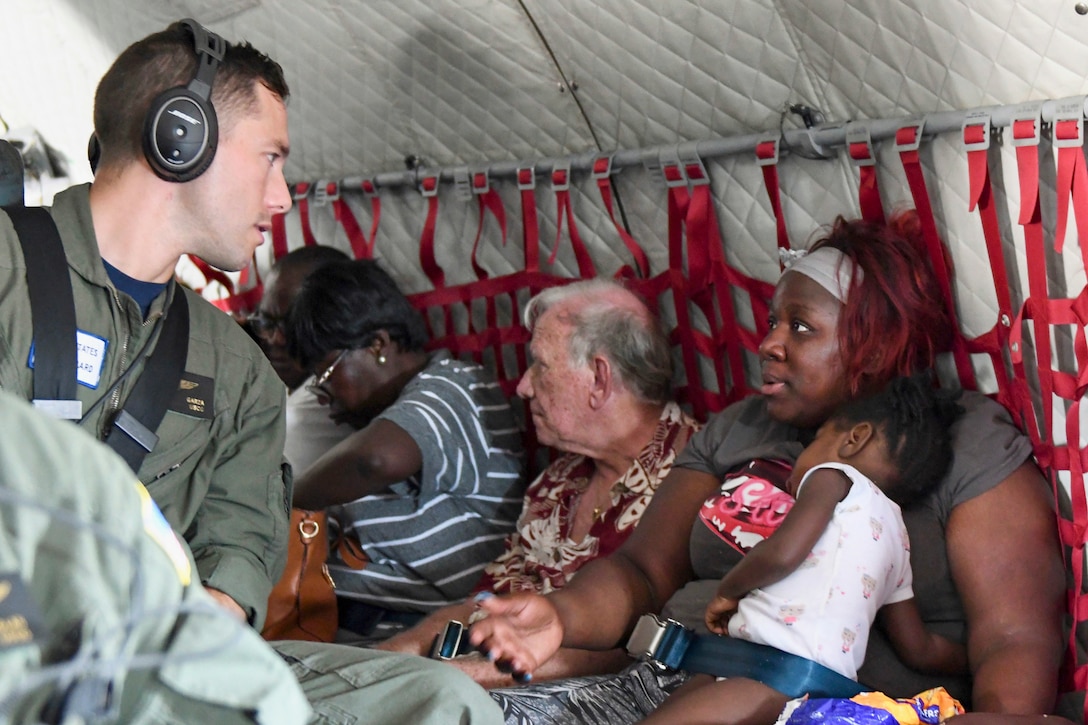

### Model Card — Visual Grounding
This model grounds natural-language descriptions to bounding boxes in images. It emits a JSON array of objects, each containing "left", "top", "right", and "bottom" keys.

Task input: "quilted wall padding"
[{"left": 6, "top": 0, "right": 1088, "bottom": 717}]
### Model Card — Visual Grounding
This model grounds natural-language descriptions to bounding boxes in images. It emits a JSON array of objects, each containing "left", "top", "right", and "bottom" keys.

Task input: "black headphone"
[{"left": 141, "top": 18, "right": 225, "bottom": 182}]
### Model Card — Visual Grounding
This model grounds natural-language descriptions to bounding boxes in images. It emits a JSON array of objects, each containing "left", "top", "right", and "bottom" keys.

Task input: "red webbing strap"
[
  {"left": 210, "top": 280, "right": 263, "bottom": 315},
  {"left": 1051, "top": 104, "right": 1088, "bottom": 704},
  {"left": 418, "top": 174, "right": 446, "bottom": 288},
  {"left": 685, "top": 157, "right": 749, "bottom": 404},
  {"left": 962, "top": 117, "right": 1024, "bottom": 423},
  {"left": 270, "top": 212, "right": 289, "bottom": 260},
  {"left": 1009, "top": 111, "right": 1085, "bottom": 701},
  {"left": 661, "top": 159, "right": 708, "bottom": 419},
  {"left": 548, "top": 164, "right": 596, "bottom": 278},
  {"left": 466, "top": 170, "right": 509, "bottom": 379},
  {"left": 895, "top": 123, "right": 976, "bottom": 390},
  {"left": 188, "top": 255, "right": 235, "bottom": 297},
  {"left": 195, "top": 252, "right": 264, "bottom": 315},
  {"left": 683, "top": 161, "right": 730, "bottom": 410},
  {"left": 294, "top": 182, "right": 318, "bottom": 248},
  {"left": 469, "top": 170, "right": 507, "bottom": 281},
  {"left": 755, "top": 137, "right": 791, "bottom": 254},
  {"left": 1013, "top": 114, "right": 1056, "bottom": 440},
  {"left": 414, "top": 172, "right": 453, "bottom": 343},
  {"left": 518, "top": 166, "right": 541, "bottom": 274},
  {"left": 1053, "top": 113, "right": 1088, "bottom": 268},
  {"left": 408, "top": 271, "right": 579, "bottom": 470},
  {"left": 592, "top": 155, "right": 650, "bottom": 279},
  {"left": 1011, "top": 290, "right": 1088, "bottom": 693},
  {"left": 360, "top": 179, "right": 382, "bottom": 259},
  {"left": 327, "top": 181, "right": 373, "bottom": 260},
  {"left": 846, "top": 125, "right": 885, "bottom": 223},
  {"left": 514, "top": 167, "right": 539, "bottom": 391}
]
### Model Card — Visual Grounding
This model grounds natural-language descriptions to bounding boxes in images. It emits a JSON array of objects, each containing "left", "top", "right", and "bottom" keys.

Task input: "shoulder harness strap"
[{"left": 5, "top": 204, "right": 191, "bottom": 473}]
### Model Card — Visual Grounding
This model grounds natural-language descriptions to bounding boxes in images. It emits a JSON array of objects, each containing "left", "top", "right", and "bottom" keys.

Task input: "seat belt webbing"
[
  {"left": 5, "top": 204, "right": 79, "bottom": 411},
  {"left": 107, "top": 289, "right": 190, "bottom": 473},
  {"left": 6, "top": 202, "right": 191, "bottom": 473}
]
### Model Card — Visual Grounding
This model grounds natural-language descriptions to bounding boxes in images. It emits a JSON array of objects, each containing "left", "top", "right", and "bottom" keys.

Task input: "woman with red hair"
[{"left": 472, "top": 212, "right": 1068, "bottom": 724}]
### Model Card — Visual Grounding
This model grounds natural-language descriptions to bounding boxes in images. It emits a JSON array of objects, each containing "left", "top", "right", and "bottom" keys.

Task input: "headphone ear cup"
[
  {"left": 86, "top": 133, "right": 101, "bottom": 175},
  {"left": 142, "top": 86, "right": 218, "bottom": 183}
]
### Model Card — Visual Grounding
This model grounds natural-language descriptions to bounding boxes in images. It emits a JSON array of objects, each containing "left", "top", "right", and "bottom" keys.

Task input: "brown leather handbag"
[{"left": 261, "top": 509, "right": 338, "bottom": 642}]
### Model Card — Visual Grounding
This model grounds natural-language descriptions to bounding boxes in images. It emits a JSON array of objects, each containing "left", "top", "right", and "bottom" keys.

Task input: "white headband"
[{"left": 778, "top": 246, "right": 862, "bottom": 304}]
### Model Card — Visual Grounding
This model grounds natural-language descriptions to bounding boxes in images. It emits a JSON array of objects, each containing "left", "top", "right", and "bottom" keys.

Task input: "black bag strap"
[
  {"left": 5, "top": 204, "right": 78, "bottom": 406},
  {"left": 4, "top": 203, "right": 191, "bottom": 473},
  {"left": 108, "top": 288, "right": 189, "bottom": 472}
]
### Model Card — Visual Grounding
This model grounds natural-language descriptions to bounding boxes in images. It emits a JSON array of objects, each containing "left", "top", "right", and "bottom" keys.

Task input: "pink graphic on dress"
[
  {"left": 869, "top": 517, "right": 884, "bottom": 541},
  {"left": 842, "top": 627, "right": 857, "bottom": 653},
  {"left": 778, "top": 603, "right": 804, "bottom": 625},
  {"left": 699, "top": 460, "right": 795, "bottom": 555}
]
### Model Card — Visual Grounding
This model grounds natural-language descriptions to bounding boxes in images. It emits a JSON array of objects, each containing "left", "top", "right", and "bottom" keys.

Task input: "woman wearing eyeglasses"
[{"left": 286, "top": 259, "right": 526, "bottom": 638}]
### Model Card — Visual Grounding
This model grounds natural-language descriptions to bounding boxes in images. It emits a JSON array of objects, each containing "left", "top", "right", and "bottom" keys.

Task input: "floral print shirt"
[{"left": 475, "top": 402, "right": 700, "bottom": 595}]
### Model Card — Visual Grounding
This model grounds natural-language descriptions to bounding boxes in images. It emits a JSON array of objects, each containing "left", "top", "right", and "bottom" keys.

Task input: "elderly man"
[{"left": 378, "top": 278, "right": 699, "bottom": 687}]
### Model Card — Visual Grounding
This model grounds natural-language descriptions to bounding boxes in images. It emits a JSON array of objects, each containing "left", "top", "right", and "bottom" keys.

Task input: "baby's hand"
[{"left": 704, "top": 594, "right": 739, "bottom": 635}]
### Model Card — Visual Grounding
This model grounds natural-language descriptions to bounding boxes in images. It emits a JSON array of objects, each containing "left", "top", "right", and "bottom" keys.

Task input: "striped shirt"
[{"left": 328, "top": 350, "right": 525, "bottom": 612}]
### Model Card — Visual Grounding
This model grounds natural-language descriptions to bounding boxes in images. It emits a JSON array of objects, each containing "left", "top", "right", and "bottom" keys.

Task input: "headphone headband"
[{"left": 181, "top": 19, "right": 224, "bottom": 102}]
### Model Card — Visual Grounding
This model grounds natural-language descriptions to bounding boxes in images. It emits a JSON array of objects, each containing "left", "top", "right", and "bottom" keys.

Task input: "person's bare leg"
[{"left": 641, "top": 674, "right": 789, "bottom": 725}]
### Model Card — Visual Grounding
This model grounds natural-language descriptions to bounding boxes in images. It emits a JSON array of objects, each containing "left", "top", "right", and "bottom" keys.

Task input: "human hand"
[
  {"left": 467, "top": 591, "right": 565, "bottom": 684},
  {"left": 704, "top": 594, "right": 739, "bottom": 635}
]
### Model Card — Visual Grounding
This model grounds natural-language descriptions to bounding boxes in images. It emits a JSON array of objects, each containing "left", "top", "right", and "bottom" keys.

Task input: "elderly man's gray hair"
[{"left": 524, "top": 279, "right": 673, "bottom": 405}]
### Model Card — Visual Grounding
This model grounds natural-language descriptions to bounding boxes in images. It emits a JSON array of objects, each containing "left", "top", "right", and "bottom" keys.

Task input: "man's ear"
[
  {"left": 837, "top": 421, "right": 875, "bottom": 459},
  {"left": 588, "top": 355, "right": 613, "bottom": 410}
]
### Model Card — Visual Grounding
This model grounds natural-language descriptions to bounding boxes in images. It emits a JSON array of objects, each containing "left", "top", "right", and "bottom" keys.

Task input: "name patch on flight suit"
[
  {"left": 136, "top": 483, "right": 192, "bottom": 586},
  {"left": 168, "top": 373, "right": 214, "bottom": 419},
  {"left": 27, "top": 330, "right": 110, "bottom": 389},
  {"left": 0, "top": 573, "right": 46, "bottom": 650}
]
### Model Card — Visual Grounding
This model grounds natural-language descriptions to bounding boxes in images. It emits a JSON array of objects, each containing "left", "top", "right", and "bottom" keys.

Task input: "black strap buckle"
[{"left": 429, "top": 620, "right": 476, "bottom": 660}]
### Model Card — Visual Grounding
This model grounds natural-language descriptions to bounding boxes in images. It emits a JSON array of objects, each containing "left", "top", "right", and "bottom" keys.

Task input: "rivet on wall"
[{"left": 1077, "top": 3, "right": 1088, "bottom": 15}]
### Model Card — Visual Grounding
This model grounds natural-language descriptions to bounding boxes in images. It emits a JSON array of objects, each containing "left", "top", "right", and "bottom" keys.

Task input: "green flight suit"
[{"left": 0, "top": 184, "right": 289, "bottom": 627}]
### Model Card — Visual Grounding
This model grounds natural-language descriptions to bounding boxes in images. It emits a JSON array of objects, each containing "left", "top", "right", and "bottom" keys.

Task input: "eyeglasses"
[
  {"left": 306, "top": 349, "right": 349, "bottom": 399},
  {"left": 248, "top": 313, "right": 287, "bottom": 339}
]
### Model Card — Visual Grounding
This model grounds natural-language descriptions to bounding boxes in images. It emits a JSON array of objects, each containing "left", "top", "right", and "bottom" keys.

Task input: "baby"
[{"left": 644, "top": 374, "right": 965, "bottom": 725}]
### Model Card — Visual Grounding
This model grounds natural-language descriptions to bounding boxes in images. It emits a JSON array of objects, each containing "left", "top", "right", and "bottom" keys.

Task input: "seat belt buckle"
[
  {"left": 625, "top": 613, "right": 693, "bottom": 670},
  {"left": 962, "top": 110, "right": 992, "bottom": 152},
  {"left": 678, "top": 142, "right": 709, "bottom": 186},
  {"left": 313, "top": 179, "right": 338, "bottom": 206},
  {"left": 113, "top": 409, "right": 160, "bottom": 453},
  {"left": 1011, "top": 101, "right": 1043, "bottom": 147},
  {"left": 429, "top": 620, "right": 474, "bottom": 660},
  {"left": 845, "top": 122, "right": 877, "bottom": 167},
  {"left": 894, "top": 119, "right": 926, "bottom": 153},
  {"left": 1051, "top": 96, "right": 1086, "bottom": 149},
  {"left": 516, "top": 165, "right": 536, "bottom": 191},
  {"left": 755, "top": 134, "right": 781, "bottom": 167},
  {"left": 32, "top": 399, "right": 82, "bottom": 420}
]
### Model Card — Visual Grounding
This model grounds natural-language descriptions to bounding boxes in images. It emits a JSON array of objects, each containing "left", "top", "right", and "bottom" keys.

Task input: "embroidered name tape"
[{"left": 168, "top": 372, "right": 214, "bottom": 419}]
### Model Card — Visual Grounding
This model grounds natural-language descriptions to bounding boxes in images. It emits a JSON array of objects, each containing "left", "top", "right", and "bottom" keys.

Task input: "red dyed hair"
[{"left": 809, "top": 211, "right": 955, "bottom": 396}]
